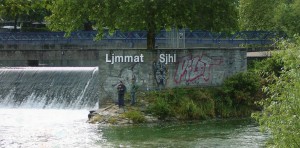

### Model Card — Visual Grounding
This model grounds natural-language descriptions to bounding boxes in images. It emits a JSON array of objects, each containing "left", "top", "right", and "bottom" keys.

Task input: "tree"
[
  {"left": 274, "top": 0, "right": 300, "bottom": 36},
  {"left": 238, "top": 0, "right": 280, "bottom": 31},
  {"left": 239, "top": 0, "right": 300, "bottom": 36},
  {"left": 257, "top": 38, "right": 300, "bottom": 147},
  {"left": 0, "top": 0, "right": 48, "bottom": 30},
  {"left": 253, "top": 37, "right": 300, "bottom": 147},
  {"left": 46, "top": 0, "right": 238, "bottom": 49}
]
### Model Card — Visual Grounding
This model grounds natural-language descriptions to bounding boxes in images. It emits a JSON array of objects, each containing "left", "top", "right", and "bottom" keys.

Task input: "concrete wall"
[
  {"left": 0, "top": 49, "right": 99, "bottom": 66},
  {"left": 0, "top": 42, "right": 242, "bottom": 67},
  {"left": 98, "top": 48, "right": 247, "bottom": 102},
  {"left": 0, "top": 42, "right": 247, "bottom": 103}
]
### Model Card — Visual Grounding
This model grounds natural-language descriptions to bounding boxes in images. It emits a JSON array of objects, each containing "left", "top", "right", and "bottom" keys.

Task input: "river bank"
[
  {"left": 87, "top": 103, "right": 159, "bottom": 125},
  {"left": 88, "top": 71, "right": 264, "bottom": 125}
]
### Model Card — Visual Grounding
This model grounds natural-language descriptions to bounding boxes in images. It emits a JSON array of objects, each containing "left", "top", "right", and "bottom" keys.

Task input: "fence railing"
[{"left": 0, "top": 30, "right": 286, "bottom": 47}]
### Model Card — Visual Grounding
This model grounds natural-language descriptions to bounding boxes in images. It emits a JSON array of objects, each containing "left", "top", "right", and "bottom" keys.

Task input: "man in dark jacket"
[{"left": 117, "top": 81, "right": 126, "bottom": 108}]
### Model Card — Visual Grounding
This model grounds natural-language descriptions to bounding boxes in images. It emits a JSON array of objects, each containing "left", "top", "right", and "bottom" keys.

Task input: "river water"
[
  {"left": 0, "top": 108, "right": 268, "bottom": 148},
  {"left": 0, "top": 67, "right": 268, "bottom": 147}
]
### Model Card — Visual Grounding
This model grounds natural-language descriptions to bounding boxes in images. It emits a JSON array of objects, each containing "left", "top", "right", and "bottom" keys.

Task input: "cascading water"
[{"left": 0, "top": 67, "right": 99, "bottom": 109}]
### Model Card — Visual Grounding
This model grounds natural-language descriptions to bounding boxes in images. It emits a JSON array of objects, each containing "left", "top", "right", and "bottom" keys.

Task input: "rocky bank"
[{"left": 87, "top": 103, "right": 158, "bottom": 125}]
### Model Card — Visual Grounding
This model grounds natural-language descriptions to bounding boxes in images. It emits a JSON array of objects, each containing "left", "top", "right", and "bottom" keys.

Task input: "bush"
[
  {"left": 145, "top": 72, "right": 263, "bottom": 120},
  {"left": 177, "top": 98, "right": 207, "bottom": 120},
  {"left": 124, "top": 110, "right": 146, "bottom": 123},
  {"left": 223, "top": 72, "right": 261, "bottom": 105},
  {"left": 146, "top": 88, "right": 216, "bottom": 120},
  {"left": 148, "top": 97, "right": 173, "bottom": 120},
  {"left": 190, "top": 89, "right": 215, "bottom": 117},
  {"left": 253, "top": 37, "right": 300, "bottom": 147},
  {"left": 215, "top": 71, "right": 263, "bottom": 117},
  {"left": 178, "top": 98, "right": 203, "bottom": 120}
]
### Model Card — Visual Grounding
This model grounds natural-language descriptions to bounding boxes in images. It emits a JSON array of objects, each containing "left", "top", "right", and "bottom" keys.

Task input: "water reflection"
[{"left": 100, "top": 119, "right": 268, "bottom": 148}]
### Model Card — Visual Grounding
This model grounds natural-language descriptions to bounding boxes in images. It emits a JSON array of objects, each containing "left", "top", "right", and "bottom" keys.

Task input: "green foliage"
[
  {"left": 275, "top": 0, "right": 300, "bottom": 36},
  {"left": 149, "top": 88, "right": 216, "bottom": 120},
  {"left": 215, "top": 71, "right": 262, "bottom": 117},
  {"left": 178, "top": 98, "right": 203, "bottom": 120},
  {"left": 124, "top": 110, "right": 145, "bottom": 124},
  {"left": 46, "top": 0, "right": 238, "bottom": 49},
  {"left": 252, "top": 54, "right": 283, "bottom": 78},
  {"left": 214, "top": 95, "right": 234, "bottom": 118},
  {"left": 239, "top": 0, "right": 279, "bottom": 31},
  {"left": 222, "top": 72, "right": 261, "bottom": 104},
  {"left": 253, "top": 37, "right": 300, "bottom": 147},
  {"left": 0, "top": 0, "right": 49, "bottom": 28},
  {"left": 45, "top": 0, "right": 97, "bottom": 34},
  {"left": 183, "top": 88, "right": 215, "bottom": 118},
  {"left": 148, "top": 96, "right": 173, "bottom": 120},
  {"left": 146, "top": 73, "right": 263, "bottom": 120},
  {"left": 239, "top": 0, "right": 300, "bottom": 36}
]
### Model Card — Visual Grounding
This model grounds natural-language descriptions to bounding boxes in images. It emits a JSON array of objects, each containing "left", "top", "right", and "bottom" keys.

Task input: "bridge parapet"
[{"left": 0, "top": 30, "right": 285, "bottom": 49}]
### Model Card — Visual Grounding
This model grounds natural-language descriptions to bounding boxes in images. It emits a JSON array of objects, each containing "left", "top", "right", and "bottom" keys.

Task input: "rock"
[
  {"left": 88, "top": 114, "right": 103, "bottom": 124},
  {"left": 87, "top": 102, "right": 158, "bottom": 126},
  {"left": 88, "top": 110, "right": 97, "bottom": 120},
  {"left": 145, "top": 115, "right": 158, "bottom": 123}
]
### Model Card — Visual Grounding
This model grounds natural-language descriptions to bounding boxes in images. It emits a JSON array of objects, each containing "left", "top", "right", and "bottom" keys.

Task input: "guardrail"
[{"left": 0, "top": 30, "right": 286, "bottom": 46}]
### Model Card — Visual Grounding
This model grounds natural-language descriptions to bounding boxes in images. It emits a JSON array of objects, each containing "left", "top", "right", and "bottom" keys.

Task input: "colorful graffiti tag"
[{"left": 174, "top": 52, "right": 223, "bottom": 85}]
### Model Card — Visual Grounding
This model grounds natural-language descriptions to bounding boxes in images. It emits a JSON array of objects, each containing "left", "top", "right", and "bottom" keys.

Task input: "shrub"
[
  {"left": 148, "top": 96, "right": 173, "bottom": 120},
  {"left": 178, "top": 98, "right": 202, "bottom": 120},
  {"left": 191, "top": 89, "right": 215, "bottom": 117},
  {"left": 253, "top": 37, "right": 300, "bottom": 147},
  {"left": 145, "top": 72, "right": 263, "bottom": 120},
  {"left": 214, "top": 71, "right": 262, "bottom": 117},
  {"left": 124, "top": 110, "right": 145, "bottom": 123},
  {"left": 222, "top": 72, "right": 262, "bottom": 106}
]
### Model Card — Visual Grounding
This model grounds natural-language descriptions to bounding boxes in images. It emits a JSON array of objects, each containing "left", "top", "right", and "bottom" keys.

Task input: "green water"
[{"left": 99, "top": 119, "right": 268, "bottom": 148}]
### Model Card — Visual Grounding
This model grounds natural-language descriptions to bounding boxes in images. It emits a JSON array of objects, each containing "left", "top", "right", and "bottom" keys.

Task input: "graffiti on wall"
[
  {"left": 153, "top": 61, "right": 168, "bottom": 88},
  {"left": 174, "top": 52, "right": 223, "bottom": 85}
]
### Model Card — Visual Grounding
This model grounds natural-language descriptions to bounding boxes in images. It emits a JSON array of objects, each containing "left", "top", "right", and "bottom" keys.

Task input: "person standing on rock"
[{"left": 117, "top": 81, "right": 126, "bottom": 108}]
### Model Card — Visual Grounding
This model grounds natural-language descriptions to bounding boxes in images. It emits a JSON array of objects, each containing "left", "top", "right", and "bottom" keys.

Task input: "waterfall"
[{"left": 0, "top": 67, "right": 99, "bottom": 109}]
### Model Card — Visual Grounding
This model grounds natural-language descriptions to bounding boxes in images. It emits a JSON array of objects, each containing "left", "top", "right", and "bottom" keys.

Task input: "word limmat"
[
  {"left": 106, "top": 54, "right": 144, "bottom": 64},
  {"left": 159, "top": 54, "right": 176, "bottom": 64}
]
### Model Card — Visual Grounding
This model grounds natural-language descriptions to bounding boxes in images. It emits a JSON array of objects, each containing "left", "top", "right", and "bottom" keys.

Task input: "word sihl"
[{"left": 106, "top": 54, "right": 176, "bottom": 64}]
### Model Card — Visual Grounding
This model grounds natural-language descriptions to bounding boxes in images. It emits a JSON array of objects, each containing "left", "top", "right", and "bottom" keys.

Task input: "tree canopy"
[
  {"left": 0, "top": 0, "right": 49, "bottom": 30},
  {"left": 46, "top": 0, "right": 238, "bottom": 49},
  {"left": 239, "top": 0, "right": 300, "bottom": 36},
  {"left": 274, "top": 0, "right": 300, "bottom": 36},
  {"left": 238, "top": 0, "right": 279, "bottom": 31}
]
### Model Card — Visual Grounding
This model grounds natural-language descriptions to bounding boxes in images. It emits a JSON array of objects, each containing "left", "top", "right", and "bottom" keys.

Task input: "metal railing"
[{"left": 0, "top": 30, "right": 286, "bottom": 47}]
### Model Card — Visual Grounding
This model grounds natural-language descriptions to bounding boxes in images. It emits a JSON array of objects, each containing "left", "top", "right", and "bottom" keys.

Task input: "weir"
[{"left": 0, "top": 67, "right": 99, "bottom": 109}]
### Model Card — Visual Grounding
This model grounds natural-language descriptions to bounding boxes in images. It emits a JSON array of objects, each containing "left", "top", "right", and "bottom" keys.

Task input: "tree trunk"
[
  {"left": 146, "top": 0, "right": 156, "bottom": 50},
  {"left": 147, "top": 29, "right": 156, "bottom": 50},
  {"left": 84, "top": 21, "right": 93, "bottom": 31},
  {"left": 14, "top": 16, "right": 18, "bottom": 32}
]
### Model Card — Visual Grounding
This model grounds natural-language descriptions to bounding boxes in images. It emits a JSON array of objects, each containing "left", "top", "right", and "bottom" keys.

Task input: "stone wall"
[{"left": 98, "top": 48, "right": 247, "bottom": 102}]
